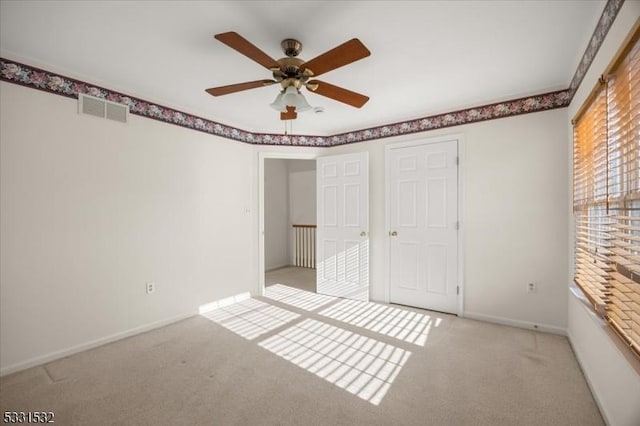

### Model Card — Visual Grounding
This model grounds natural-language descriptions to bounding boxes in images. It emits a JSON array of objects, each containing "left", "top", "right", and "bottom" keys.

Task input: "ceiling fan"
[{"left": 206, "top": 32, "right": 371, "bottom": 120}]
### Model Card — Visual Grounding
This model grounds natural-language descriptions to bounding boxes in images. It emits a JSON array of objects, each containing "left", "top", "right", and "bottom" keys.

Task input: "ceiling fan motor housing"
[
  {"left": 276, "top": 57, "right": 306, "bottom": 81},
  {"left": 281, "top": 38, "right": 302, "bottom": 57},
  {"left": 276, "top": 39, "right": 308, "bottom": 85}
]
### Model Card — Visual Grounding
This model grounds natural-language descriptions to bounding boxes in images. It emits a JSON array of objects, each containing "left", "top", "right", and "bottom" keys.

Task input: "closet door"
[{"left": 388, "top": 140, "right": 458, "bottom": 314}]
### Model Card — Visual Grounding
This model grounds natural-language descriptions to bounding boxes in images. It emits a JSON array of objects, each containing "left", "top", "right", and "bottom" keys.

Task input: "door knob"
[
  {"left": 360, "top": 231, "right": 367, "bottom": 237},
  {"left": 389, "top": 231, "right": 398, "bottom": 237}
]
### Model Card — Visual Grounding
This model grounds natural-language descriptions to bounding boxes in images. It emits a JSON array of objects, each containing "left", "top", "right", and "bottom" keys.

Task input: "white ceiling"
[{"left": 0, "top": 1, "right": 605, "bottom": 136}]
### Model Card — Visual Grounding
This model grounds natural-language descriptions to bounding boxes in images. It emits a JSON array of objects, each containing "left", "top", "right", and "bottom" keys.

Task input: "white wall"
[
  {"left": 566, "top": 3, "right": 640, "bottom": 425},
  {"left": 569, "top": 293, "right": 640, "bottom": 425},
  {"left": 327, "top": 108, "right": 569, "bottom": 333},
  {"left": 288, "top": 159, "right": 316, "bottom": 265},
  {"left": 264, "top": 159, "right": 290, "bottom": 270},
  {"left": 288, "top": 160, "right": 316, "bottom": 225},
  {"left": 0, "top": 82, "right": 256, "bottom": 374}
]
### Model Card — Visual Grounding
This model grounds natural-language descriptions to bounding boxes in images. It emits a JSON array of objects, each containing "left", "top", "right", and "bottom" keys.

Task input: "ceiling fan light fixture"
[
  {"left": 269, "top": 91, "right": 287, "bottom": 112},
  {"left": 294, "top": 92, "right": 312, "bottom": 112},
  {"left": 282, "top": 86, "right": 312, "bottom": 112}
]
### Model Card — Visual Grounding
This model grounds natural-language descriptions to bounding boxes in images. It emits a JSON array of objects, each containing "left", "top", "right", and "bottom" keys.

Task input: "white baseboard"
[
  {"left": 463, "top": 311, "right": 567, "bottom": 336},
  {"left": 0, "top": 311, "right": 195, "bottom": 377}
]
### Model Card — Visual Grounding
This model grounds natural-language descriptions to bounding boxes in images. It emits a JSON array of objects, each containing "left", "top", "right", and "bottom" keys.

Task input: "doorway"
[
  {"left": 263, "top": 157, "right": 317, "bottom": 294},
  {"left": 258, "top": 151, "right": 371, "bottom": 302}
]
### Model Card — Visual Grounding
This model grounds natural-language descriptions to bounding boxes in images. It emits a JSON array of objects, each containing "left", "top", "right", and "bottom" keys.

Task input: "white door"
[
  {"left": 388, "top": 140, "right": 458, "bottom": 314},
  {"left": 316, "top": 152, "right": 369, "bottom": 301}
]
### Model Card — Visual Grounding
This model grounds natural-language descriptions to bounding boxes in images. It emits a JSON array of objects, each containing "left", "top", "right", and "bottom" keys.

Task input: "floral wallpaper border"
[
  {"left": 0, "top": 59, "right": 327, "bottom": 147},
  {"left": 0, "top": 1, "right": 623, "bottom": 147},
  {"left": 568, "top": 0, "right": 624, "bottom": 97},
  {"left": 328, "top": 90, "right": 570, "bottom": 146},
  {"left": 0, "top": 58, "right": 571, "bottom": 147}
]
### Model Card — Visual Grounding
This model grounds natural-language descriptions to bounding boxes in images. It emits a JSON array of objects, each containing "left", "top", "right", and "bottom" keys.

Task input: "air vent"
[
  {"left": 78, "top": 93, "right": 129, "bottom": 124},
  {"left": 80, "top": 95, "right": 105, "bottom": 118},
  {"left": 106, "top": 102, "right": 128, "bottom": 123}
]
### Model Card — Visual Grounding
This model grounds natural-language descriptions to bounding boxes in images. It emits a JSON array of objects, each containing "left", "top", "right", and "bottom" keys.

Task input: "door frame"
[
  {"left": 384, "top": 134, "right": 466, "bottom": 316},
  {"left": 257, "top": 151, "right": 319, "bottom": 296}
]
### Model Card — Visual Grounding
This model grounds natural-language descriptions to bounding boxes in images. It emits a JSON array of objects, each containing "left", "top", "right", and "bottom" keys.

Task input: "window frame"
[{"left": 572, "top": 21, "right": 640, "bottom": 360}]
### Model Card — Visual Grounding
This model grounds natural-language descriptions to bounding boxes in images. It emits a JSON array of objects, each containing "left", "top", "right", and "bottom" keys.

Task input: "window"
[{"left": 573, "top": 25, "right": 640, "bottom": 358}]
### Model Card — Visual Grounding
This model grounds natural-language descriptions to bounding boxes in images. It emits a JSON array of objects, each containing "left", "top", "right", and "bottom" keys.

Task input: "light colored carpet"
[
  {"left": 266, "top": 266, "right": 316, "bottom": 292},
  {"left": 1, "top": 272, "right": 603, "bottom": 425}
]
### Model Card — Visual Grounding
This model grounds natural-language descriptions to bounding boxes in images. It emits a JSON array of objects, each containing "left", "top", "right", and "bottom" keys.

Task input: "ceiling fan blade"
[
  {"left": 215, "top": 32, "right": 281, "bottom": 70},
  {"left": 280, "top": 106, "right": 297, "bottom": 120},
  {"left": 301, "top": 39, "right": 370, "bottom": 77},
  {"left": 205, "top": 80, "right": 276, "bottom": 96},
  {"left": 307, "top": 80, "right": 369, "bottom": 108}
]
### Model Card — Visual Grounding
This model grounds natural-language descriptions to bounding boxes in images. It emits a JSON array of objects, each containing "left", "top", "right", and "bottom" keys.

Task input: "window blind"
[
  {"left": 573, "top": 27, "right": 640, "bottom": 358},
  {"left": 574, "top": 85, "right": 609, "bottom": 314}
]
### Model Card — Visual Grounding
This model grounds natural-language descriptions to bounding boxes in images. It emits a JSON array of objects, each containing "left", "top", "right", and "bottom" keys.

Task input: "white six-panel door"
[
  {"left": 316, "top": 152, "right": 369, "bottom": 301},
  {"left": 388, "top": 140, "right": 458, "bottom": 314}
]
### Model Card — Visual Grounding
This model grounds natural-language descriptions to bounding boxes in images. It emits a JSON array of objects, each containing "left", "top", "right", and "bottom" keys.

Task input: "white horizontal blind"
[
  {"left": 605, "top": 34, "right": 640, "bottom": 351},
  {"left": 574, "top": 86, "right": 612, "bottom": 315}
]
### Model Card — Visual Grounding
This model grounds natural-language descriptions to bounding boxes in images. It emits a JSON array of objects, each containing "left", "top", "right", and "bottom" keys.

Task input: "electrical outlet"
[
  {"left": 146, "top": 282, "right": 155, "bottom": 294},
  {"left": 527, "top": 282, "right": 536, "bottom": 294}
]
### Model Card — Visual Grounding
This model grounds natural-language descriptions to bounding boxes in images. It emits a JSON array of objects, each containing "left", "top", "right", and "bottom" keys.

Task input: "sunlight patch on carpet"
[
  {"left": 201, "top": 298, "right": 299, "bottom": 340},
  {"left": 264, "top": 283, "right": 338, "bottom": 311},
  {"left": 259, "top": 318, "right": 411, "bottom": 405},
  {"left": 318, "top": 299, "right": 440, "bottom": 346}
]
